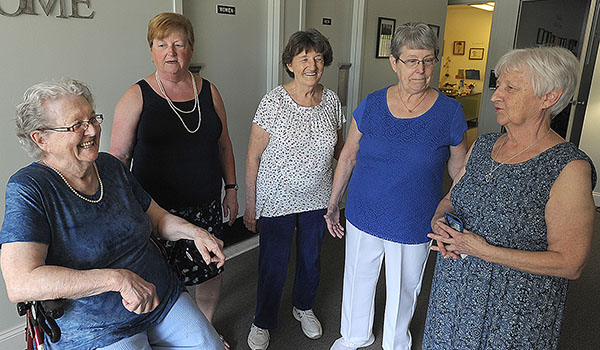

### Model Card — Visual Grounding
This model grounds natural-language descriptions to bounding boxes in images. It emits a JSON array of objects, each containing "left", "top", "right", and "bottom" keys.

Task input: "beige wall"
[
  {"left": 579, "top": 49, "right": 600, "bottom": 206},
  {"left": 441, "top": 5, "right": 493, "bottom": 94}
]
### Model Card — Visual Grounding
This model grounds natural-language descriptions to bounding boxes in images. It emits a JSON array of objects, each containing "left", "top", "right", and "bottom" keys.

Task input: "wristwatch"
[{"left": 224, "top": 184, "right": 238, "bottom": 191}]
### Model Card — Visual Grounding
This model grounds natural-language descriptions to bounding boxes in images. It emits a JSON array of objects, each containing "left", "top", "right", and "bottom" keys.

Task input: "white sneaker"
[
  {"left": 248, "top": 324, "right": 270, "bottom": 350},
  {"left": 330, "top": 334, "right": 375, "bottom": 350},
  {"left": 292, "top": 307, "right": 323, "bottom": 339}
]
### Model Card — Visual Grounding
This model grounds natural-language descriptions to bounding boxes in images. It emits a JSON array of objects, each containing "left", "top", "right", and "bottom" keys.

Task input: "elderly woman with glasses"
[
  {"left": 324, "top": 22, "right": 467, "bottom": 350},
  {"left": 0, "top": 79, "right": 226, "bottom": 349}
]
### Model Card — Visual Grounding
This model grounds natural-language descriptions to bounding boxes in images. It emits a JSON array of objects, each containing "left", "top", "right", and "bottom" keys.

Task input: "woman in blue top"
[
  {"left": 324, "top": 22, "right": 467, "bottom": 350},
  {"left": 0, "top": 79, "right": 225, "bottom": 349}
]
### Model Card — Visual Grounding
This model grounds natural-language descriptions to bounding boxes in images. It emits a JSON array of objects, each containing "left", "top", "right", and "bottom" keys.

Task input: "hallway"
[{"left": 215, "top": 209, "right": 600, "bottom": 349}]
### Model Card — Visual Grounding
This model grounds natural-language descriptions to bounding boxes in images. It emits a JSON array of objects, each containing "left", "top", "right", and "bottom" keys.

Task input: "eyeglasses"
[
  {"left": 397, "top": 57, "right": 438, "bottom": 68},
  {"left": 39, "top": 114, "right": 104, "bottom": 133}
]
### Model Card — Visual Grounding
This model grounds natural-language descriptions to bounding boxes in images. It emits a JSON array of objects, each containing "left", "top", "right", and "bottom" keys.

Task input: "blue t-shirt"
[
  {"left": 0, "top": 152, "right": 182, "bottom": 349},
  {"left": 345, "top": 87, "right": 467, "bottom": 244}
]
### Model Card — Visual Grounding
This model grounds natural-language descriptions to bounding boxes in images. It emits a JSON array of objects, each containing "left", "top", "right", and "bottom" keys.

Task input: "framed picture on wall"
[
  {"left": 376, "top": 17, "right": 396, "bottom": 58},
  {"left": 453, "top": 41, "right": 465, "bottom": 55},
  {"left": 427, "top": 24, "right": 440, "bottom": 38},
  {"left": 537, "top": 28, "right": 546, "bottom": 44},
  {"left": 469, "top": 48, "right": 484, "bottom": 60}
]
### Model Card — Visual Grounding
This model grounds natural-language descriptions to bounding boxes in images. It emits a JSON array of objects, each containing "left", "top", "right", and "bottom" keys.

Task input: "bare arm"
[
  {"left": 324, "top": 118, "right": 362, "bottom": 238},
  {"left": 109, "top": 84, "right": 143, "bottom": 169},
  {"left": 243, "top": 123, "right": 270, "bottom": 233},
  {"left": 334, "top": 127, "right": 345, "bottom": 160},
  {"left": 431, "top": 160, "right": 595, "bottom": 279},
  {"left": 146, "top": 200, "right": 225, "bottom": 268},
  {"left": 447, "top": 133, "right": 468, "bottom": 180},
  {"left": 1, "top": 242, "right": 159, "bottom": 314},
  {"left": 211, "top": 82, "right": 238, "bottom": 226}
]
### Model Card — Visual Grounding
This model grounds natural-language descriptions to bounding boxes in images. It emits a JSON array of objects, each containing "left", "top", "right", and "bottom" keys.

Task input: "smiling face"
[
  {"left": 151, "top": 29, "right": 193, "bottom": 77},
  {"left": 391, "top": 47, "right": 436, "bottom": 93},
  {"left": 36, "top": 95, "right": 100, "bottom": 170},
  {"left": 490, "top": 68, "right": 545, "bottom": 127},
  {"left": 286, "top": 49, "right": 325, "bottom": 87}
]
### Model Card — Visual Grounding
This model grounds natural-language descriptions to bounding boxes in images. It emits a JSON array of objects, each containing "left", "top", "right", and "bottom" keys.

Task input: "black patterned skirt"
[{"left": 157, "top": 199, "right": 224, "bottom": 286}]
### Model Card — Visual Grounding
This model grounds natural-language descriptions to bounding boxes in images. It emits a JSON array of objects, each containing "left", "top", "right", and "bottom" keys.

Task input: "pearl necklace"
[
  {"left": 42, "top": 161, "right": 104, "bottom": 203},
  {"left": 396, "top": 85, "right": 428, "bottom": 113},
  {"left": 155, "top": 71, "right": 201, "bottom": 133},
  {"left": 485, "top": 128, "right": 551, "bottom": 182}
]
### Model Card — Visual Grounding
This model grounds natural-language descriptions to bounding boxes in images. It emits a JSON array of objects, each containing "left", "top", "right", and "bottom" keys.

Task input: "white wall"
[
  {"left": 183, "top": 0, "right": 269, "bottom": 218},
  {"left": 305, "top": 0, "right": 354, "bottom": 93},
  {"left": 0, "top": 0, "right": 176, "bottom": 347},
  {"left": 358, "top": 0, "right": 447, "bottom": 101},
  {"left": 579, "top": 49, "right": 600, "bottom": 206}
]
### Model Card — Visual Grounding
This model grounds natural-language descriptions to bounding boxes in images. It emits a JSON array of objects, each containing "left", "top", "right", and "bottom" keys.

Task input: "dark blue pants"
[{"left": 253, "top": 209, "right": 326, "bottom": 329}]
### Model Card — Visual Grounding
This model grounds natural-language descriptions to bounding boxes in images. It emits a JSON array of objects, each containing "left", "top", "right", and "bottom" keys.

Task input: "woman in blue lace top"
[
  {"left": 423, "top": 47, "right": 596, "bottom": 350},
  {"left": 324, "top": 22, "right": 467, "bottom": 350}
]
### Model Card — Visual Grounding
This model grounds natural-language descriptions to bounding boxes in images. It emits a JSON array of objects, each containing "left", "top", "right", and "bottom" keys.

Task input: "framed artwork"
[
  {"left": 537, "top": 28, "right": 546, "bottom": 44},
  {"left": 453, "top": 41, "right": 465, "bottom": 55},
  {"left": 469, "top": 48, "right": 484, "bottom": 60},
  {"left": 427, "top": 24, "right": 440, "bottom": 38},
  {"left": 376, "top": 17, "right": 396, "bottom": 58}
]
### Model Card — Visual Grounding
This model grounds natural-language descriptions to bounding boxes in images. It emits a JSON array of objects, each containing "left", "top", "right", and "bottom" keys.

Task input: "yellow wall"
[{"left": 440, "top": 5, "right": 493, "bottom": 94}]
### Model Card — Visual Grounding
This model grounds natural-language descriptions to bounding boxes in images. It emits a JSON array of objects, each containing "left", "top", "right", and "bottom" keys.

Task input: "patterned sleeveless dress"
[{"left": 422, "top": 133, "right": 596, "bottom": 350}]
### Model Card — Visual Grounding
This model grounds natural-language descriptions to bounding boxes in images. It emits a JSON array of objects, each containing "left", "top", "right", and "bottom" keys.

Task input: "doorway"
[
  {"left": 440, "top": 3, "right": 494, "bottom": 148},
  {"left": 514, "top": 0, "right": 592, "bottom": 139}
]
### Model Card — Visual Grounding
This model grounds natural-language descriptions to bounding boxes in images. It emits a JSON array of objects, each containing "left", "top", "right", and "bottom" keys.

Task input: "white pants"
[{"left": 340, "top": 221, "right": 430, "bottom": 350}]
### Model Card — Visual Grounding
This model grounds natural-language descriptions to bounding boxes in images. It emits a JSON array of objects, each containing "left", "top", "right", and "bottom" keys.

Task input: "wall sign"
[
  {"left": 0, "top": 0, "right": 94, "bottom": 19},
  {"left": 216, "top": 5, "right": 235, "bottom": 15},
  {"left": 322, "top": 18, "right": 331, "bottom": 25}
]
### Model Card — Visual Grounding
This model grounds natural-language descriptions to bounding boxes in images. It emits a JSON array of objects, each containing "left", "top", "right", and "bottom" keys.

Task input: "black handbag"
[{"left": 151, "top": 236, "right": 223, "bottom": 286}]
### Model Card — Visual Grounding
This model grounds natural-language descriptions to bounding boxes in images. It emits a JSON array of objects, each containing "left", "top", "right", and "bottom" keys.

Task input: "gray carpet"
[{"left": 213, "top": 209, "right": 600, "bottom": 349}]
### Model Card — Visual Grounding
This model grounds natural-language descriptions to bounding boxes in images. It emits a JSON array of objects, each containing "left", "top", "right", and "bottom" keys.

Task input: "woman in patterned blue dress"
[{"left": 423, "top": 47, "right": 596, "bottom": 350}]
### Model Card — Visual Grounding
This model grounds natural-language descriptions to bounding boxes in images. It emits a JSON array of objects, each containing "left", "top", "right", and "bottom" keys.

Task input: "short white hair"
[
  {"left": 15, "top": 79, "right": 95, "bottom": 159},
  {"left": 494, "top": 46, "right": 579, "bottom": 117}
]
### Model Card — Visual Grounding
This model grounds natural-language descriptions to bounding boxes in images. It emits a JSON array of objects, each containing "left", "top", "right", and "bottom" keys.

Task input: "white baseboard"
[
  {"left": 0, "top": 323, "right": 25, "bottom": 350},
  {"left": 224, "top": 235, "right": 259, "bottom": 261}
]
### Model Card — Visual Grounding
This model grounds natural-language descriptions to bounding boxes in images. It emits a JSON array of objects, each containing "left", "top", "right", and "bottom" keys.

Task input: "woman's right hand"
[
  {"left": 324, "top": 203, "right": 345, "bottom": 238},
  {"left": 115, "top": 269, "right": 159, "bottom": 314},
  {"left": 243, "top": 208, "right": 258, "bottom": 233}
]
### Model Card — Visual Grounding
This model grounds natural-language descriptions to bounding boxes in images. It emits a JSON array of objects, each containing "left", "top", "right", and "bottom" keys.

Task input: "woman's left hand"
[
  {"left": 428, "top": 222, "right": 488, "bottom": 259},
  {"left": 192, "top": 228, "right": 226, "bottom": 268},
  {"left": 222, "top": 190, "right": 239, "bottom": 226}
]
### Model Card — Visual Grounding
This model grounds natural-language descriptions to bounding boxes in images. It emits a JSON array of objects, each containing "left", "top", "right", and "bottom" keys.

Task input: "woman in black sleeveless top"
[{"left": 110, "top": 13, "right": 237, "bottom": 348}]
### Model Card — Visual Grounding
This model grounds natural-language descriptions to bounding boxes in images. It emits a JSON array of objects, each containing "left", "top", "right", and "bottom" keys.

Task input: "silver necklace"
[
  {"left": 155, "top": 70, "right": 201, "bottom": 133},
  {"left": 485, "top": 129, "right": 551, "bottom": 182},
  {"left": 42, "top": 161, "right": 104, "bottom": 203},
  {"left": 396, "top": 85, "right": 428, "bottom": 113}
]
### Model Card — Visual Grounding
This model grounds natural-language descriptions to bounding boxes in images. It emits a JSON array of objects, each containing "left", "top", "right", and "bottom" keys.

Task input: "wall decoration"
[
  {"left": 453, "top": 41, "right": 465, "bottom": 55},
  {"left": 376, "top": 17, "right": 396, "bottom": 58},
  {"left": 469, "top": 48, "right": 484, "bottom": 60},
  {"left": 536, "top": 28, "right": 545, "bottom": 44},
  {"left": 427, "top": 24, "right": 440, "bottom": 38}
]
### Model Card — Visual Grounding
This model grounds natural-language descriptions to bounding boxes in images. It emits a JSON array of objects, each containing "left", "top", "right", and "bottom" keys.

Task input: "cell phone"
[
  {"left": 443, "top": 212, "right": 467, "bottom": 258},
  {"left": 444, "top": 212, "right": 463, "bottom": 232}
]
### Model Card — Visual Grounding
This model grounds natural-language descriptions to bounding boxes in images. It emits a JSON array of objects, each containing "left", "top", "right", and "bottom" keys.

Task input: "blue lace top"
[{"left": 345, "top": 87, "right": 467, "bottom": 243}]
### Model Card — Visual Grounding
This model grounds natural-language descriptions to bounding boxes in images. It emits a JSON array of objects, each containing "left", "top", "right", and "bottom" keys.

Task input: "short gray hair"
[
  {"left": 494, "top": 46, "right": 579, "bottom": 117},
  {"left": 16, "top": 79, "right": 95, "bottom": 159},
  {"left": 390, "top": 22, "right": 439, "bottom": 59}
]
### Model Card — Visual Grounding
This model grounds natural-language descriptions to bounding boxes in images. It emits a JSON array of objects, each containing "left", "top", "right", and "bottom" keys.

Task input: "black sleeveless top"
[{"left": 131, "top": 78, "right": 222, "bottom": 209}]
